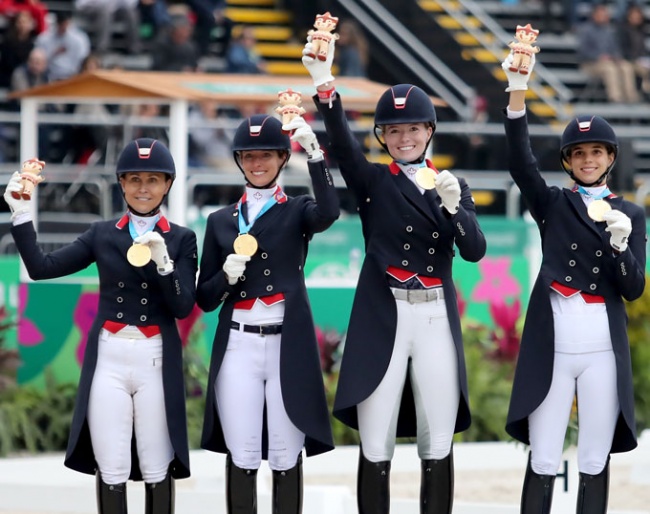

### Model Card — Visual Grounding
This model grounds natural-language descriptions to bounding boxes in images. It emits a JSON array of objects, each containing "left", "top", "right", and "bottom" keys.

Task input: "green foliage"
[
  {"left": 0, "top": 371, "right": 76, "bottom": 456},
  {"left": 0, "top": 306, "right": 19, "bottom": 393},
  {"left": 458, "top": 322, "right": 512, "bottom": 442}
]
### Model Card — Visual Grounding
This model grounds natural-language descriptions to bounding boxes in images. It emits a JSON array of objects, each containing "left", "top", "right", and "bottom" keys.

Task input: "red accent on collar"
[
  {"left": 115, "top": 213, "right": 171, "bottom": 233},
  {"left": 234, "top": 293, "right": 285, "bottom": 310},
  {"left": 239, "top": 186, "right": 287, "bottom": 208},
  {"left": 388, "top": 159, "right": 438, "bottom": 176}
]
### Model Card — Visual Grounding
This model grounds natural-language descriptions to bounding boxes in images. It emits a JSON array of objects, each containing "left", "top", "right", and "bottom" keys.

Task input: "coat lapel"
[{"left": 394, "top": 171, "right": 436, "bottom": 223}]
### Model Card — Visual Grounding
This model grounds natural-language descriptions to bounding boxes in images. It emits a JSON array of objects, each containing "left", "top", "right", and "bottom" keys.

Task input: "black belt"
[{"left": 230, "top": 321, "right": 283, "bottom": 335}]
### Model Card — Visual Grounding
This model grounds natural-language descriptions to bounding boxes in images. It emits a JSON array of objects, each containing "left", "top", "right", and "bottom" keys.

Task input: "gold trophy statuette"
[
  {"left": 12, "top": 158, "right": 46, "bottom": 200},
  {"left": 415, "top": 167, "right": 437, "bottom": 190},
  {"left": 127, "top": 243, "right": 152, "bottom": 267},
  {"left": 233, "top": 233, "right": 259, "bottom": 257},
  {"left": 587, "top": 199, "right": 612, "bottom": 222}
]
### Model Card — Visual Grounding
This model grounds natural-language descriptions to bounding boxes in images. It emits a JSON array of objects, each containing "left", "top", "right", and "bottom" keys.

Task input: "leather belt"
[
  {"left": 391, "top": 287, "right": 444, "bottom": 304},
  {"left": 230, "top": 321, "right": 283, "bottom": 335}
]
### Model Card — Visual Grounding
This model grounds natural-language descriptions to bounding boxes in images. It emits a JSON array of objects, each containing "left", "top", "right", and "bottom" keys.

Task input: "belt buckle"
[{"left": 258, "top": 325, "right": 265, "bottom": 335}]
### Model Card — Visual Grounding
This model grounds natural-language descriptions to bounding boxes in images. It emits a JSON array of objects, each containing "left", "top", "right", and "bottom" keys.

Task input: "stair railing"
[
  {"left": 439, "top": 0, "right": 574, "bottom": 119},
  {"left": 341, "top": 0, "right": 478, "bottom": 120}
]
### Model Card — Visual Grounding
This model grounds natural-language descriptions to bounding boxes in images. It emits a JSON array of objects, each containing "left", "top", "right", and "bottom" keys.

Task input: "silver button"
[
  {"left": 266, "top": 285, "right": 273, "bottom": 292},
  {"left": 239, "top": 275, "right": 246, "bottom": 281},
  {"left": 141, "top": 282, "right": 148, "bottom": 289},
  {"left": 427, "top": 266, "right": 434, "bottom": 273},
  {"left": 233, "top": 211, "right": 238, "bottom": 216},
  {"left": 596, "top": 250, "right": 603, "bottom": 257},
  {"left": 140, "top": 315, "right": 147, "bottom": 322},
  {"left": 366, "top": 197, "right": 370, "bottom": 203},
  {"left": 117, "top": 312, "right": 123, "bottom": 319},
  {"left": 118, "top": 282, "right": 125, "bottom": 288},
  {"left": 261, "top": 252, "right": 268, "bottom": 259},
  {"left": 428, "top": 248, "right": 435, "bottom": 255},
  {"left": 298, "top": 265, "right": 302, "bottom": 270},
  {"left": 402, "top": 260, "right": 408, "bottom": 266},
  {"left": 565, "top": 276, "right": 572, "bottom": 282},
  {"left": 571, "top": 243, "right": 578, "bottom": 250},
  {"left": 589, "top": 284, "right": 597, "bottom": 291},
  {"left": 141, "top": 298, "right": 148, "bottom": 305},
  {"left": 592, "top": 267, "right": 600, "bottom": 274},
  {"left": 240, "top": 291, "right": 247, "bottom": 298},
  {"left": 403, "top": 243, "right": 410, "bottom": 250},
  {"left": 432, "top": 232, "right": 439, "bottom": 239},
  {"left": 117, "top": 297, "right": 123, "bottom": 303},
  {"left": 264, "top": 269, "right": 271, "bottom": 276},
  {"left": 406, "top": 226, "right": 413, "bottom": 232},
  {"left": 569, "top": 260, "right": 576, "bottom": 267}
]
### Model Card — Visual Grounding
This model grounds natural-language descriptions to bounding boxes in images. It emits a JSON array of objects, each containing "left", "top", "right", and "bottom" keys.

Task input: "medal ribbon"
[
  {"left": 237, "top": 186, "right": 284, "bottom": 234},
  {"left": 573, "top": 185, "right": 615, "bottom": 200}
]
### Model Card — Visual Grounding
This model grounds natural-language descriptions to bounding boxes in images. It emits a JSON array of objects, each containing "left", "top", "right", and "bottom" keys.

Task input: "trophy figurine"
[
  {"left": 306, "top": 12, "right": 339, "bottom": 61},
  {"left": 11, "top": 158, "right": 46, "bottom": 200},
  {"left": 507, "top": 23, "right": 540, "bottom": 75},
  {"left": 275, "top": 88, "right": 306, "bottom": 133}
]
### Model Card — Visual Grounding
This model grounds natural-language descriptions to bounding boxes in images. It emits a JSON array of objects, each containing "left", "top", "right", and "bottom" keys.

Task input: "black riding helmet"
[
  {"left": 116, "top": 138, "right": 175, "bottom": 216},
  {"left": 232, "top": 114, "right": 291, "bottom": 189},
  {"left": 373, "top": 84, "right": 437, "bottom": 162},
  {"left": 560, "top": 115, "right": 618, "bottom": 187}
]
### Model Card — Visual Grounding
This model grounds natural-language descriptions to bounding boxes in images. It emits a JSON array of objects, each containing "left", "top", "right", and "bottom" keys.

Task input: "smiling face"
[
  {"left": 565, "top": 142, "right": 615, "bottom": 185},
  {"left": 382, "top": 122, "right": 433, "bottom": 162},
  {"left": 238, "top": 149, "right": 286, "bottom": 188},
  {"left": 119, "top": 172, "right": 172, "bottom": 214}
]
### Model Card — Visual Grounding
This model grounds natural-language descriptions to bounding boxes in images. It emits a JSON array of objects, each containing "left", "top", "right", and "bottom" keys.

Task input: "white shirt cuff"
[{"left": 507, "top": 106, "right": 526, "bottom": 119}]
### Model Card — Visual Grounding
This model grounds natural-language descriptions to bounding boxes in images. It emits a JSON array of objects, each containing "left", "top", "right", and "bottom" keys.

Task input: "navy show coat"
[
  {"left": 315, "top": 94, "right": 487, "bottom": 436},
  {"left": 504, "top": 114, "right": 646, "bottom": 453},
  {"left": 197, "top": 159, "right": 339, "bottom": 458},
  {"left": 11, "top": 215, "right": 198, "bottom": 479}
]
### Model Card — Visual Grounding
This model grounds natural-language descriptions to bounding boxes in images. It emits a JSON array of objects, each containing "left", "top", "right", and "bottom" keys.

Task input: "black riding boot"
[
  {"left": 96, "top": 474, "right": 128, "bottom": 514},
  {"left": 272, "top": 454, "right": 303, "bottom": 514},
  {"left": 145, "top": 473, "right": 174, "bottom": 514},
  {"left": 226, "top": 453, "right": 258, "bottom": 514},
  {"left": 521, "top": 454, "right": 556, "bottom": 514},
  {"left": 357, "top": 450, "right": 390, "bottom": 514},
  {"left": 576, "top": 459, "right": 609, "bottom": 514},
  {"left": 420, "top": 452, "right": 454, "bottom": 514}
]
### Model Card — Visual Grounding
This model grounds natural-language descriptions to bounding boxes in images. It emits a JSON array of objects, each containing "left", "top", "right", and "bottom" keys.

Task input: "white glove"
[
  {"left": 435, "top": 169, "right": 461, "bottom": 214},
  {"left": 602, "top": 209, "right": 632, "bottom": 253},
  {"left": 302, "top": 40, "right": 335, "bottom": 87},
  {"left": 283, "top": 116, "right": 323, "bottom": 160},
  {"left": 134, "top": 231, "right": 174, "bottom": 274},
  {"left": 223, "top": 253, "right": 251, "bottom": 285},
  {"left": 3, "top": 171, "right": 32, "bottom": 221},
  {"left": 501, "top": 51, "right": 536, "bottom": 92}
]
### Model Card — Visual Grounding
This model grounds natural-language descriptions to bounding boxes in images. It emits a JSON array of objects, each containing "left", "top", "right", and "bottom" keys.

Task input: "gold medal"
[
  {"left": 233, "top": 234, "right": 258, "bottom": 257},
  {"left": 127, "top": 243, "right": 152, "bottom": 267},
  {"left": 587, "top": 199, "right": 612, "bottom": 222},
  {"left": 415, "top": 167, "right": 437, "bottom": 190}
]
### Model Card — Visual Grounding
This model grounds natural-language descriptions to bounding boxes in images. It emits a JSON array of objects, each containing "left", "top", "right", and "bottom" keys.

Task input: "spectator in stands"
[
  {"left": 9, "top": 47, "right": 54, "bottom": 159},
  {"left": 74, "top": 0, "right": 142, "bottom": 56},
  {"left": 334, "top": 18, "right": 368, "bottom": 77},
  {"left": 0, "top": 10, "right": 36, "bottom": 89},
  {"left": 618, "top": 3, "right": 650, "bottom": 98},
  {"left": 0, "top": 0, "right": 48, "bottom": 34},
  {"left": 225, "top": 25, "right": 267, "bottom": 74},
  {"left": 70, "top": 53, "right": 112, "bottom": 164},
  {"left": 127, "top": 103, "right": 170, "bottom": 146},
  {"left": 185, "top": 0, "right": 233, "bottom": 57},
  {"left": 138, "top": 0, "right": 171, "bottom": 41},
  {"left": 151, "top": 11, "right": 200, "bottom": 72},
  {"left": 34, "top": 10, "right": 90, "bottom": 82},
  {"left": 188, "top": 99, "right": 233, "bottom": 169},
  {"left": 577, "top": 3, "right": 640, "bottom": 103}
]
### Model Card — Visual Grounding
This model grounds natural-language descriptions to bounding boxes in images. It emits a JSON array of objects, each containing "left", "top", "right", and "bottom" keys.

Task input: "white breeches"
[
  {"left": 87, "top": 328, "right": 173, "bottom": 485},
  {"left": 529, "top": 350, "right": 619, "bottom": 476},
  {"left": 357, "top": 296, "right": 459, "bottom": 462},
  {"left": 215, "top": 329, "right": 305, "bottom": 471}
]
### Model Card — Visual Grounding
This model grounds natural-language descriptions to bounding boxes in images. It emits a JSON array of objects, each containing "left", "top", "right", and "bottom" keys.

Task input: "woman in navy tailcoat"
[
  {"left": 502, "top": 52, "right": 646, "bottom": 514},
  {"left": 3, "top": 139, "right": 197, "bottom": 514},
  {"left": 196, "top": 113, "right": 337, "bottom": 514},
  {"left": 302, "top": 34, "right": 487, "bottom": 513}
]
